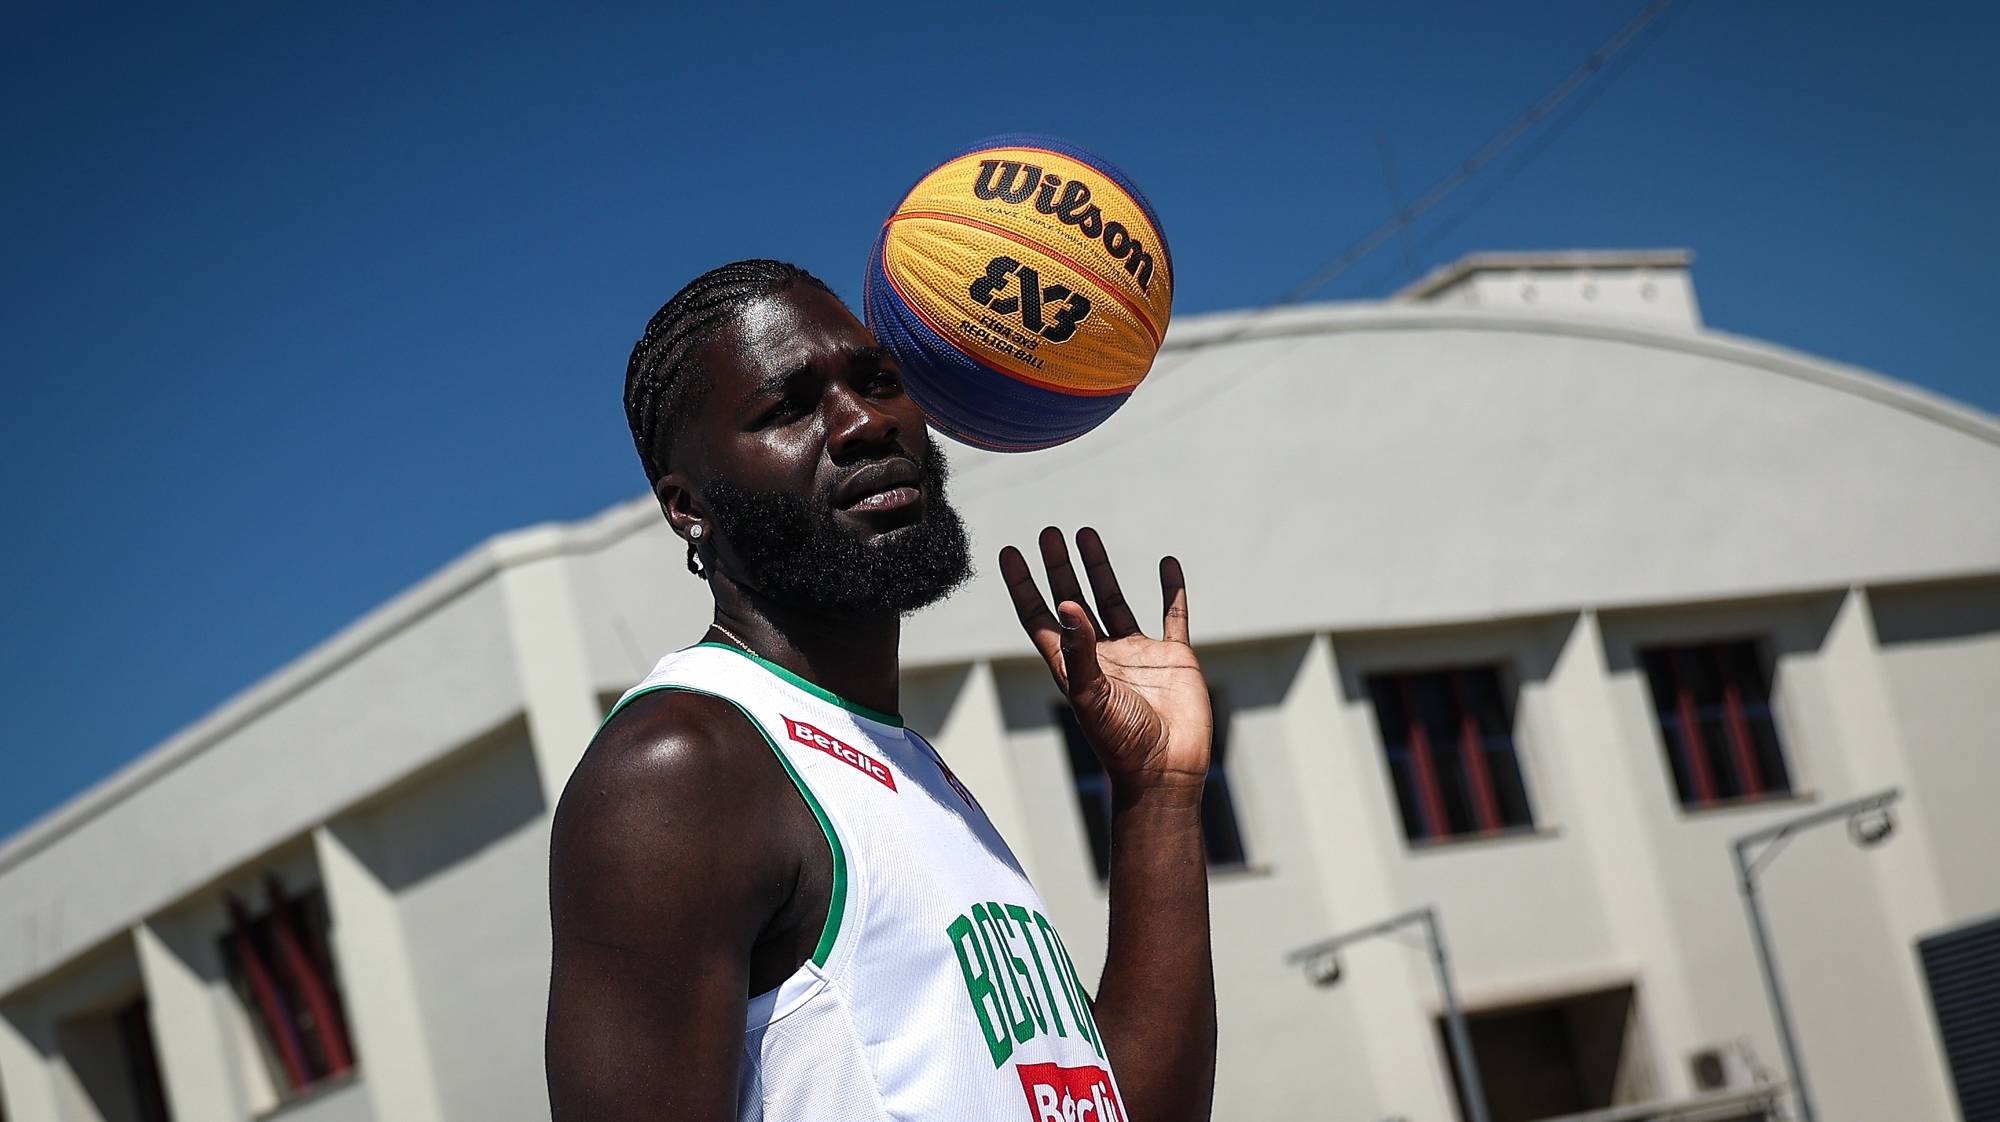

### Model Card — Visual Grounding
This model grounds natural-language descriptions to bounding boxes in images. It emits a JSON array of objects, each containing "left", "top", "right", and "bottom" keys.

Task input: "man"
[{"left": 546, "top": 259, "right": 1216, "bottom": 1120}]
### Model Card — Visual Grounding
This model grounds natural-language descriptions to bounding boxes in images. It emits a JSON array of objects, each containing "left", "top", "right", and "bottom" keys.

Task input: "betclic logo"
[
  {"left": 783, "top": 716, "right": 897, "bottom": 791},
  {"left": 1017, "top": 1062, "right": 1125, "bottom": 1122}
]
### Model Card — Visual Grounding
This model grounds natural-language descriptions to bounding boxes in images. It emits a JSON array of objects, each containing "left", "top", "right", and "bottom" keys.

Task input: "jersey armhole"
[{"left": 605, "top": 684, "right": 850, "bottom": 970}]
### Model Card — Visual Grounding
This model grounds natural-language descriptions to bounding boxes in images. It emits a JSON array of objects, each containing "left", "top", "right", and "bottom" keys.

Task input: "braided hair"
[{"left": 624, "top": 259, "right": 835, "bottom": 578}]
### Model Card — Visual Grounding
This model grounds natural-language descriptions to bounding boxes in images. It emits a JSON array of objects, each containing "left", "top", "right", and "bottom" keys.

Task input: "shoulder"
[
  {"left": 563, "top": 688, "right": 766, "bottom": 812},
  {"left": 550, "top": 688, "right": 794, "bottom": 927}
]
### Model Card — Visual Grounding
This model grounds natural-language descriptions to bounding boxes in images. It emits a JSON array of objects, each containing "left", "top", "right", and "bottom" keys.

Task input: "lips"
[{"left": 833, "top": 458, "right": 922, "bottom": 511}]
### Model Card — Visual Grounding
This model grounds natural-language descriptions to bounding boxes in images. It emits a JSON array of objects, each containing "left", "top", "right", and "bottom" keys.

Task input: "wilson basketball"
[{"left": 864, "top": 135, "right": 1173, "bottom": 452}]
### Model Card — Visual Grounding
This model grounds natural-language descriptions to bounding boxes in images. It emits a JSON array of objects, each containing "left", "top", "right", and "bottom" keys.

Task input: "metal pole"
[
  {"left": 1424, "top": 907, "right": 1493, "bottom": 1122},
  {"left": 1726, "top": 788, "right": 1899, "bottom": 1122},
  {"left": 1735, "top": 843, "right": 1816, "bottom": 1122}
]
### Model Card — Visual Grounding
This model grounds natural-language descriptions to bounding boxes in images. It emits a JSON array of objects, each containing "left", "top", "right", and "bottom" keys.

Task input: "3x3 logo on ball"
[{"left": 968, "top": 256, "right": 1092, "bottom": 345}]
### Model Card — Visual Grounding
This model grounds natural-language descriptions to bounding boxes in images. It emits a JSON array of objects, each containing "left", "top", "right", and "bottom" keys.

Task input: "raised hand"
[{"left": 998, "top": 527, "right": 1211, "bottom": 791}]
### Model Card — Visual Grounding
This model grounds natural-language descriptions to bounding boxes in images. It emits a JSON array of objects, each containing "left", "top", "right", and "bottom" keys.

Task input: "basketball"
[{"left": 864, "top": 135, "right": 1174, "bottom": 452}]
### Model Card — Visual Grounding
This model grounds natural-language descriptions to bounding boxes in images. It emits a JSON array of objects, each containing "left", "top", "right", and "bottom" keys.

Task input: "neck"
[{"left": 706, "top": 575, "right": 902, "bottom": 719}]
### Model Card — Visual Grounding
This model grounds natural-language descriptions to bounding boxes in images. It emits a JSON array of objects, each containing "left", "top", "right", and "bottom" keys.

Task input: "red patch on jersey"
[
  {"left": 1017, "top": 1062, "right": 1126, "bottom": 1122},
  {"left": 783, "top": 716, "right": 897, "bottom": 791}
]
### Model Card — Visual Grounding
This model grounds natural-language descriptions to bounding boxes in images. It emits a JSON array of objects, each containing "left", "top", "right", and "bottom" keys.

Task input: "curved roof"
[
  {"left": 1154, "top": 301, "right": 1997, "bottom": 446},
  {"left": 553, "top": 298, "right": 2000, "bottom": 674},
  {"left": 5, "top": 297, "right": 1995, "bottom": 892}
]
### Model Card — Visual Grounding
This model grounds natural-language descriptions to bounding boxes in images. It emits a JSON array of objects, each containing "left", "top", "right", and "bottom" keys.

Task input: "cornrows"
[{"left": 623, "top": 259, "right": 834, "bottom": 486}]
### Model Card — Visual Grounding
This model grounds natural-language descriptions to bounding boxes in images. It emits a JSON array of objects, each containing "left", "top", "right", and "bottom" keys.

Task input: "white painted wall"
[
  {"left": 1869, "top": 579, "right": 2000, "bottom": 920},
  {"left": 568, "top": 304, "right": 2000, "bottom": 695},
  {"left": 3, "top": 278, "right": 1997, "bottom": 1122},
  {"left": 0, "top": 577, "right": 521, "bottom": 998},
  {"left": 327, "top": 731, "right": 550, "bottom": 1122}
]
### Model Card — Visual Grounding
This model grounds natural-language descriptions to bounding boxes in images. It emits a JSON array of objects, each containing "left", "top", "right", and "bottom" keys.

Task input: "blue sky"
[{"left": 2, "top": 1, "right": 1993, "bottom": 841}]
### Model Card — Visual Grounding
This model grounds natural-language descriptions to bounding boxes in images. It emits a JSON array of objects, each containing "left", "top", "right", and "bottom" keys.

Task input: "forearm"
[{"left": 1095, "top": 780, "right": 1216, "bottom": 1122}]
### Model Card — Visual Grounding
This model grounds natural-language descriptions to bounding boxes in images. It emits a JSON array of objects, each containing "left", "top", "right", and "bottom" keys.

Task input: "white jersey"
[{"left": 609, "top": 642, "right": 1129, "bottom": 1122}]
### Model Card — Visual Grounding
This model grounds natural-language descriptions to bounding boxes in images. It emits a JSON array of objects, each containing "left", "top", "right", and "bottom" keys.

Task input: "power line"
[
  {"left": 1401, "top": 0, "right": 1684, "bottom": 266},
  {"left": 1280, "top": 0, "right": 1676, "bottom": 306},
  {"left": 1107, "top": 0, "right": 1680, "bottom": 454},
  {"left": 1376, "top": 131, "right": 1422, "bottom": 287},
  {"left": 999, "top": 1, "right": 1684, "bottom": 488}
]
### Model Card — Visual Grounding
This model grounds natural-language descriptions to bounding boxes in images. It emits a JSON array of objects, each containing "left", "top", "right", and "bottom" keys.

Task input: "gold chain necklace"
[{"left": 708, "top": 621, "right": 757, "bottom": 656}]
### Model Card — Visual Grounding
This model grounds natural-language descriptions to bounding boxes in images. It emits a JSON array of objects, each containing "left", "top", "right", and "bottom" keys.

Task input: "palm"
[{"left": 1000, "top": 528, "right": 1211, "bottom": 788}]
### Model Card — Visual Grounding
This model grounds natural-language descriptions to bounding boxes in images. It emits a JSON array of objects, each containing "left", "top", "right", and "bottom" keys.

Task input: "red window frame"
[
  {"left": 1640, "top": 639, "right": 1793, "bottom": 810},
  {"left": 1366, "top": 665, "right": 1535, "bottom": 843},
  {"left": 219, "top": 879, "right": 356, "bottom": 1096}
]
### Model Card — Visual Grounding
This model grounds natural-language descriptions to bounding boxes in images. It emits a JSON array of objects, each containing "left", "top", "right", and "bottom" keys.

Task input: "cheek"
[
  {"left": 723, "top": 427, "right": 832, "bottom": 493},
  {"left": 892, "top": 399, "right": 933, "bottom": 452}
]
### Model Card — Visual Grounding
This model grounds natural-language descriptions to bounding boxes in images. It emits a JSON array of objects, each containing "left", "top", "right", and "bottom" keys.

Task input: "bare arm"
[
  {"left": 545, "top": 691, "right": 801, "bottom": 1120},
  {"left": 1097, "top": 779, "right": 1216, "bottom": 1118},
  {"left": 1000, "top": 528, "right": 1218, "bottom": 1122}
]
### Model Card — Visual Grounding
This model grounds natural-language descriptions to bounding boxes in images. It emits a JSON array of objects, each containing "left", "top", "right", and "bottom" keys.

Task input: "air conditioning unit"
[
  {"left": 1689, "top": 1041, "right": 1770, "bottom": 1093},
  {"left": 1689, "top": 1048, "right": 1730, "bottom": 1091}
]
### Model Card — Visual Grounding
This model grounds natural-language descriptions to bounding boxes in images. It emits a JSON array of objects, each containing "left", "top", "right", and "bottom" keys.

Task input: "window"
[
  {"left": 1438, "top": 986, "right": 1648, "bottom": 1122},
  {"left": 1919, "top": 914, "right": 2000, "bottom": 1122},
  {"left": 217, "top": 879, "right": 355, "bottom": 1097},
  {"left": 1057, "top": 689, "right": 1247, "bottom": 880},
  {"left": 1640, "top": 639, "right": 1791, "bottom": 809},
  {"left": 113, "top": 998, "right": 172, "bottom": 1122},
  {"left": 51, "top": 996, "right": 172, "bottom": 1122},
  {"left": 1366, "top": 666, "right": 1534, "bottom": 843}
]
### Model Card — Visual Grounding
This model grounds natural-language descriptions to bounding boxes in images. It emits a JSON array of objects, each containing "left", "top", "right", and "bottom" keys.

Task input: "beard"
[{"left": 702, "top": 438, "right": 973, "bottom": 617}]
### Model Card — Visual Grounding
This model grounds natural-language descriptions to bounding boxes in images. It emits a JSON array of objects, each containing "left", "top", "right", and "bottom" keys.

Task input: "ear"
[{"left": 654, "top": 472, "right": 706, "bottom": 543}]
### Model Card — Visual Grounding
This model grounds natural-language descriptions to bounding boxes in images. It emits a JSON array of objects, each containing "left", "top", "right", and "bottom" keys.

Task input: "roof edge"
[
  {"left": 1155, "top": 302, "right": 1999, "bottom": 448},
  {"left": 1393, "top": 248, "right": 1694, "bottom": 302},
  {"left": 0, "top": 495, "right": 663, "bottom": 873}
]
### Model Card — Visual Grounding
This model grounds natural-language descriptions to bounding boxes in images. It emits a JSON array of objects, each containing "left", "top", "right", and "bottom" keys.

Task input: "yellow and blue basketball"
[{"left": 865, "top": 135, "right": 1173, "bottom": 452}]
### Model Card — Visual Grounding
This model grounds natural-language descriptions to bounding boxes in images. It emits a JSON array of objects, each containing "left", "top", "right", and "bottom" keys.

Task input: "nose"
[{"left": 825, "top": 384, "right": 900, "bottom": 463}]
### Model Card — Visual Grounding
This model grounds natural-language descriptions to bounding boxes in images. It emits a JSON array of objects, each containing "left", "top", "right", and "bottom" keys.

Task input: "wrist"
[{"left": 1109, "top": 775, "right": 1206, "bottom": 814}]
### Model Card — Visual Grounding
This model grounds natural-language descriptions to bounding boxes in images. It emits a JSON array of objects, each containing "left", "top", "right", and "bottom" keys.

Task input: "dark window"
[
  {"left": 1366, "top": 666, "right": 1534, "bottom": 843},
  {"left": 113, "top": 998, "right": 172, "bottom": 1122},
  {"left": 1058, "top": 689, "right": 1247, "bottom": 880},
  {"left": 1640, "top": 639, "right": 1791, "bottom": 809},
  {"left": 1438, "top": 987, "right": 1651, "bottom": 1122},
  {"left": 216, "top": 880, "right": 356, "bottom": 1097}
]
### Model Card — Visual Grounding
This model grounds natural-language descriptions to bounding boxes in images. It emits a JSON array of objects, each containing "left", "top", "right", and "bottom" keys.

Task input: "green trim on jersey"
[
  {"left": 600, "top": 683, "right": 849, "bottom": 969},
  {"left": 693, "top": 641, "right": 905, "bottom": 727}
]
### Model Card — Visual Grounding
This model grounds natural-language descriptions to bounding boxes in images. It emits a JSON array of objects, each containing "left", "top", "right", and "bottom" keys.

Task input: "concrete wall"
[
  {"left": 566, "top": 304, "right": 2000, "bottom": 701},
  {"left": 4, "top": 295, "right": 1997, "bottom": 1122},
  {"left": 0, "top": 939, "right": 147, "bottom": 1122},
  {"left": 0, "top": 578, "right": 522, "bottom": 998},
  {"left": 1870, "top": 578, "right": 2000, "bottom": 921},
  {"left": 1596, "top": 594, "right": 1956, "bottom": 1121},
  {"left": 326, "top": 729, "right": 550, "bottom": 1122}
]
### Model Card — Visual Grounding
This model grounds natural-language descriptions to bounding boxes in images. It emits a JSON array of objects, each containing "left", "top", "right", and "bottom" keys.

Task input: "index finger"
[{"left": 999, "top": 545, "right": 1067, "bottom": 687}]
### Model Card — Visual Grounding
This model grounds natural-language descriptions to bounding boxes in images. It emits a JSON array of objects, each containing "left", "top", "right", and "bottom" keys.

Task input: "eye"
[
  {"left": 866, "top": 369, "right": 902, "bottom": 395},
  {"left": 757, "top": 392, "right": 814, "bottom": 428}
]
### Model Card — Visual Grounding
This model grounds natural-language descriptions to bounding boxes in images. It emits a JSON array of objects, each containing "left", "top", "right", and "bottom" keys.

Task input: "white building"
[{"left": 3, "top": 251, "right": 1996, "bottom": 1122}]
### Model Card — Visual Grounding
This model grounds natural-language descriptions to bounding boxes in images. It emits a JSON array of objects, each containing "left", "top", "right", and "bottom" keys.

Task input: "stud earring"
[{"left": 689, "top": 524, "right": 704, "bottom": 540}]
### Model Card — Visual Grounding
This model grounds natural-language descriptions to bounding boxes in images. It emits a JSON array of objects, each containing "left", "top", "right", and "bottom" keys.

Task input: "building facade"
[{"left": 3, "top": 251, "right": 1996, "bottom": 1122}]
